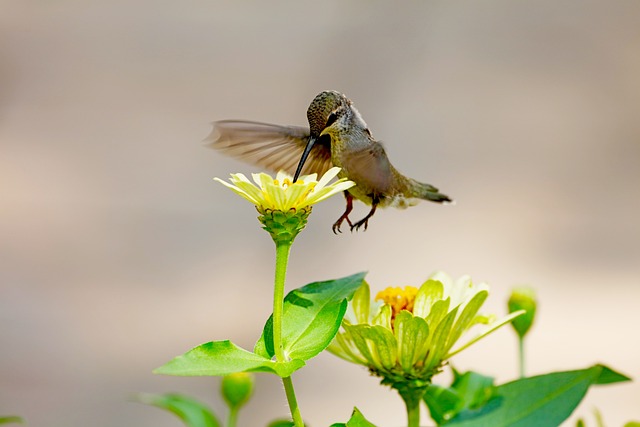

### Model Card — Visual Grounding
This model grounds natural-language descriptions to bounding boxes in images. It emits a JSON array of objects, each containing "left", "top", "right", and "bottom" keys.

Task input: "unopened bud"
[
  {"left": 508, "top": 287, "right": 537, "bottom": 338},
  {"left": 221, "top": 372, "right": 254, "bottom": 410}
]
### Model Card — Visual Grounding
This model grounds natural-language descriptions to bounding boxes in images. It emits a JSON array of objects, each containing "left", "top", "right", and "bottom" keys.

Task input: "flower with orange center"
[{"left": 328, "top": 272, "right": 524, "bottom": 400}]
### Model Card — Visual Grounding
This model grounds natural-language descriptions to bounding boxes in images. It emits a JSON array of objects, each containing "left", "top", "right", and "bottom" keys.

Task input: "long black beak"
[{"left": 293, "top": 136, "right": 316, "bottom": 182}]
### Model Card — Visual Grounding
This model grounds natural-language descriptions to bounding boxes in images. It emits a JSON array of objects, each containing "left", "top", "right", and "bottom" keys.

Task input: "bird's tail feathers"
[{"left": 411, "top": 179, "right": 453, "bottom": 204}]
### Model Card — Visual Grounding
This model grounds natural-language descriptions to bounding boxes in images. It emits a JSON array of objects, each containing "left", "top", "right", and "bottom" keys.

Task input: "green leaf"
[
  {"left": 424, "top": 384, "right": 464, "bottom": 425},
  {"left": 452, "top": 370, "right": 497, "bottom": 411},
  {"left": 424, "top": 370, "right": 497, "bottom": 424},
  {"left": 0, "top": 417, "right": 24, "bottom": 425},
  {"left": 154, "top": 340, "right": 305, "bottom": 378},
  {"left": 330, "top": 407, "right": 378, "bottom": 427},
  {"left": 442, "top": 364, "right": 631, "bottom": 427},
  {"left": 266, "top": 420, "right": 295, "bottom": 427},
  {"left": 255, "top": 272, "right": 366, "bottom": 361},
  {"left": 134, "top": 393, "right": 221, "bottom": 427}
]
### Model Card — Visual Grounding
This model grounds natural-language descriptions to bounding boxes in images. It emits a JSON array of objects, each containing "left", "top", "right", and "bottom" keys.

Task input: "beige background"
[{"left": 1, "top": 1, "right": 639, "bottom": 426}]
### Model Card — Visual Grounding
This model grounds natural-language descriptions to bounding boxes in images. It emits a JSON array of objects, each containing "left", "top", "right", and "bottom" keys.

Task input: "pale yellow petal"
[{"left": 315, "top": 166, "right": 341, "bottom": 190}]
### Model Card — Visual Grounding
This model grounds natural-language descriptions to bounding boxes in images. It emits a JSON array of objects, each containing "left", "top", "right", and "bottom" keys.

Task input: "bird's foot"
[
  {"left": 332, "top": 215, "right": 353, "bottom": 234},
  {"left": 350, "top": 217, "right": 369, "bottom": 232}
]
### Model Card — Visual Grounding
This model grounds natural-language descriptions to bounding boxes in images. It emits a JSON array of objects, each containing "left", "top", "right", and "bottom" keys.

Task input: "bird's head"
[{"left": 306, "top": 90, "right": 350, "bottom": 136}]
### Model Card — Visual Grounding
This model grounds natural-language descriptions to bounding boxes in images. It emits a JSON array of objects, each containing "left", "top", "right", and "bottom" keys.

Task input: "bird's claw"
[
  {"left": 332, "top": 215, "right": 353, "bottom": 234},
  {"left": 350, "top": 218, "right": 369, "bottom": 232}
]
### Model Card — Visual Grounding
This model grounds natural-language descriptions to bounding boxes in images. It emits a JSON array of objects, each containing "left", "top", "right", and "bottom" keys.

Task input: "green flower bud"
[
  {"left": 508, "top": 287, "right": 537, "bottom": 338},
  {"left": 221, "top": 372, "right": 254, "bottom": 410}
]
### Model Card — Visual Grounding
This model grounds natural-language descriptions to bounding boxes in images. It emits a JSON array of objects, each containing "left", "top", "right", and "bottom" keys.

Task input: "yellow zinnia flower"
[
  {"left": 214, "top": 167, "right": 354, "bottom": 244},
  {"left": 214, "top": 167, "right": 354, "bottom": 212},
  {"left": 328, "top": 272, "right": 524, "bottom": 399}
]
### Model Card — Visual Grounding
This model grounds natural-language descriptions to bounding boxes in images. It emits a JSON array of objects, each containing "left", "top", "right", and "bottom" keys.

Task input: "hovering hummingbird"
[{"left": 209, "top": 90, "right": 452, "bottom": 233}]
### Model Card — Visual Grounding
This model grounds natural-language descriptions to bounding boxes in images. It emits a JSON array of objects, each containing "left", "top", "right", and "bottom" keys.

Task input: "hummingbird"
[{"left": 209, "top": 90, "right": 452, "bottom": 233}]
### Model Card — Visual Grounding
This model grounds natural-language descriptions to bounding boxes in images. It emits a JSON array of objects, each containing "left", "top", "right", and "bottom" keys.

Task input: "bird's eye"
[{"left": 325, "top": 111, "right": 339, "bottom": 127}]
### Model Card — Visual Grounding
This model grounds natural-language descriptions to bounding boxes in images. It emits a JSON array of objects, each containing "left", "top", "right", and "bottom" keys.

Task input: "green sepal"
[
  {"left": 134, "top": 393, "right": 221, "bottom": 427},
  {"left": 154, "top": 340, "right": 305, "bottom": 378},
  {"left": 439, "top": 364, "right": 631, "bottom": 427},
  {"left": 330, "top": 407, "right": 378, "bottom": 427},
  {"left": 255, "top": 272, "right": 367, "bottom": 361}
]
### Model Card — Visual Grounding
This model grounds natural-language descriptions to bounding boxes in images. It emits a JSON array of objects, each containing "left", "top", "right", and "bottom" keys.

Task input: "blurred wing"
[
  {"left": 207, "top": 120, "right": 333, "bottom": 177},
  {"left": 343, "top": 142, "right": 394, "bottom": 193}
]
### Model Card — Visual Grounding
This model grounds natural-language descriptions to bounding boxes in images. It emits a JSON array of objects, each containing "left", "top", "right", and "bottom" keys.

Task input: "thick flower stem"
[
  {"left": 273, "top": 240, "right": 304, "bottom": 426},
  {"left": 399, "top": 387, "right": 426, "bottom": 427},
  {"left": 404, "top": 396, "right": 421, "bottom": 427},
  {"left": 273, "top": 241, "right": 291, "bottom": 363}
]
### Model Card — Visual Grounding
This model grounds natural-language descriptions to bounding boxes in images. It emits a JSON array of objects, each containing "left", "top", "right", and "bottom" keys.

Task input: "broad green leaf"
[
  {"left": 424, "top": 370, "right": 496, "bottom": 425},
  {"left": 624, "top": 422, "right": 640, "bottom": 427},
  {"left": 330, "top": 407, "right": 378, "bottom": 427},
  {"left": 424, "top": 384, "right": 464, "bottom": 425},
  {"left": 134, "top": 393, "right": 221, "bottom": 427},
  {"left": 255, "top": 272, "right": 366, "bottom": 361},
  {"left": 0, "top": 417, "right": 24, "bottom": 425},
  {"left": 443, "top": 364, "right": 631, "bottom": 427},
  {"left": 451, "top": 370, "right": 497, "bottom": 411},
  {"left": 154, "top": 340, "right": 304, "bottom": 378}
]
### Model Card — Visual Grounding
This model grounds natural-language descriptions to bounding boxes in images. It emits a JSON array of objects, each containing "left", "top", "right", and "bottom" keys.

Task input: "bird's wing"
[
  {"left": 207, "top": 120, "right": 333, "bottom": 177},
  {"left": 342, "top": 141, "right": 394, "bottom": 193}
]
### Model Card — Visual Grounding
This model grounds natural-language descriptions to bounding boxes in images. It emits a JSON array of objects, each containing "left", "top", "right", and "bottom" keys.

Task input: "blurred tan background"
[{"left": 1, "top": 1, "right": 639, "bottom": 426}]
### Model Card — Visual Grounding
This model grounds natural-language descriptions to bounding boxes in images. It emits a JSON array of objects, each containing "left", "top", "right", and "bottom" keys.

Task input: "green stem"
[
  {"left": 398, "top": 386, "right": 425, "bottom": 427},
  {"left": 273, "top": 241, "right": 292, "bottom": 362},
  {"left": 227, "top": 406, "right": 238, "bottom": 427},
  {"left": 283, "top": 376, "right": 304, "bottom": 426},
  {"left": 518, "top": 336, "right": 525, "bottom": 378},
  {"left": 405, "top": 396, "right": 421, "bottom": 427},
  {"left": 273, "top": 241, "right": 304, "bottom": 426}
]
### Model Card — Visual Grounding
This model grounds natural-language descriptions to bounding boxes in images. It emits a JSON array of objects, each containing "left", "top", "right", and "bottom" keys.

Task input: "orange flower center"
[{"left": 375, "top": 286, "right": 419, "bottom": 317}]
